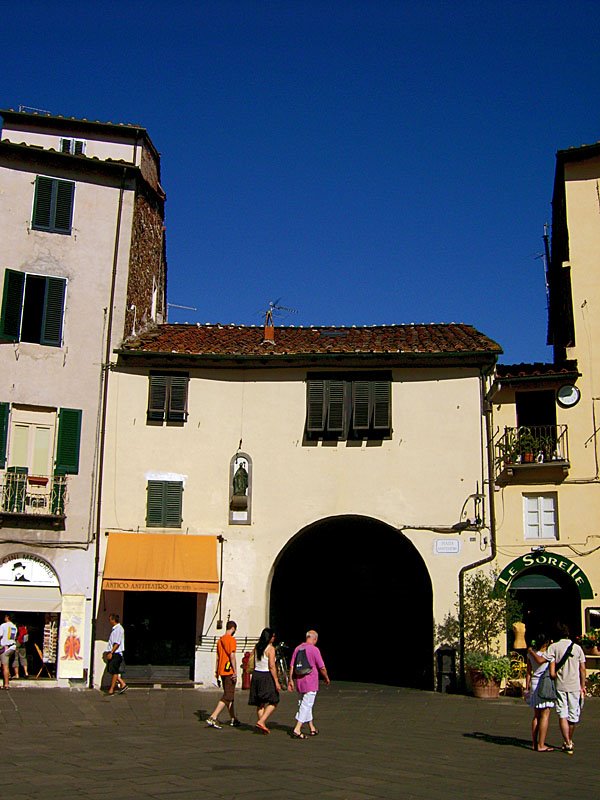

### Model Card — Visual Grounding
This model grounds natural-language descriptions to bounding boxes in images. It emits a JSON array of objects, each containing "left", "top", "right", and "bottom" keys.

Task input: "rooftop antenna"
[
  {"left": 18, "top": 105, "right": 51, "bottom": 115},
  {"left": 263, "top": 298, "right": 297, "bottom": 344},
  {"left": 167, "top": 302, "right": 197, "bottom": 322}
]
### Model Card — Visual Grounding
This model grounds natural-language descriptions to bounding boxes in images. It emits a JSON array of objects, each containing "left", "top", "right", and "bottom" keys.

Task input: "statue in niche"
[{"left": 232, "top": 462, "right": 249, "bottom": 496}]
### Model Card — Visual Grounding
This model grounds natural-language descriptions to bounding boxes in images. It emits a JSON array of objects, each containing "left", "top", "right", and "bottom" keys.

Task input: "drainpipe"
[
  {"left": 458, "top": 366, "right": 498, "bottom": 689},
  {"left": 89, "top": 172, "right": 126, "bottom": 688}
]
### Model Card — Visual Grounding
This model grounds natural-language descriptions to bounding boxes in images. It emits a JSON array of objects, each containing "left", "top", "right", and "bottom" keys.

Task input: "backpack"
[{"left": 293, "top": 647, "right": 313, "bottom": 677}]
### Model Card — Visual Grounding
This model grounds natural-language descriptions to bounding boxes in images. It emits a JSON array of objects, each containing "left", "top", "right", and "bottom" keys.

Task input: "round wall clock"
[{"left": 557, "top": 384, "right": 581, "bottom": 408}]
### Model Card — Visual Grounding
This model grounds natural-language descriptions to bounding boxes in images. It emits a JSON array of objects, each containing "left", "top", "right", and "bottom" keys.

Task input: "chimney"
[{"left": 263, "top": 309, "right": 275, "bottom": 344}]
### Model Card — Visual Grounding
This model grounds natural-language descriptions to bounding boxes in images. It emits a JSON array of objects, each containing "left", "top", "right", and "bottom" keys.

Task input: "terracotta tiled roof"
[
  {"left": 119, "top": 323, "right": 501, "bottom": 361},
  {"left": 496, "top": 361, "right": 579, "bottom": 380}
]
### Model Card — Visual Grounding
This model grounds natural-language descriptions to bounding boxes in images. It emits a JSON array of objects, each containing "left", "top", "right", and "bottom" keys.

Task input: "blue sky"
[{"left": 3, "top": 1, "right": 599, "bottom": 363}]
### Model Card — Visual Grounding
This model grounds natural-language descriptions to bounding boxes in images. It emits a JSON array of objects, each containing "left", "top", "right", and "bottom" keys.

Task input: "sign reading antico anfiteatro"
[
  {"left": 494, "top": 552, "right": 594, "bottom": 599},
  {"left": 0, "top": 555, "right": 59, "bottom": 587}
]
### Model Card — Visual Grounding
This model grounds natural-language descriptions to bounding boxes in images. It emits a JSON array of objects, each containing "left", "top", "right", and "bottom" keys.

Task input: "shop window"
[
  {"left": 31, "top": 176, "right": 75, "bottom": 234},
  {"left": 0, "top": 270, "right": 67, "bottom": 347},
  {"left": 146, "top": 480, "right": 183, "bottom": 527},
  {"left": 523, "top": 493, "right": 558, "bottom": 540},
  {"left": 147, "top": 373, "right": 189, "bottom": 423},
  {"left": 306, "top": 374, "right": 391, "bottom": 440},
  {"left": 585, "top": 608, "right": 600, "bottom": 630}
]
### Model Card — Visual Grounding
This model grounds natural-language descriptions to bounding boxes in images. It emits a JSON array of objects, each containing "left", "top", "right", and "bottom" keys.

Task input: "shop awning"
[
  {"left": 102, "top": 533, "right": 219, "bottom": 593},
  {"left": 511, "top": 573, "right": 562, "bottom": 591},
  {"left": 0, "top": 585, "right": 62, "bottom": 612}
]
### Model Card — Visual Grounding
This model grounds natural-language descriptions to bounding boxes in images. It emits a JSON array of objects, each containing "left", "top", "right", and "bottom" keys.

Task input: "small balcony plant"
[{"left": 576, "top": 629, "right": 600, "bottom": 655}]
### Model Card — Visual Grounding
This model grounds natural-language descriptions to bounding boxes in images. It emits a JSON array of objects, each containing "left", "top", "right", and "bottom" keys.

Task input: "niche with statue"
[{"left": 229, "top": 452, "right": 252, "bottom": 524}]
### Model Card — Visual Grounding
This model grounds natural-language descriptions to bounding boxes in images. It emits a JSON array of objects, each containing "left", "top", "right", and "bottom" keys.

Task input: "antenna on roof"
[
  {"left": 18, "top": 105, "right": 51, "bottom": 116},
  {"left": 262, "top": 299, "right": 297, "bottom": 344},
  {"left": 167, "top": 303, "right": 197, "bottom": 311}
]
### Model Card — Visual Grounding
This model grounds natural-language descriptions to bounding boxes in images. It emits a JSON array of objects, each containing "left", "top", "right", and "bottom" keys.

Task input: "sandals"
[
  {"left": 309, "top": 729, "right": 319, "bottom": 736},
  {"left": 255, "top": 723, "right": 270, "bottom": 735},
  {"left": 290, "top": 731, "right": 308, "bottom": 739}
]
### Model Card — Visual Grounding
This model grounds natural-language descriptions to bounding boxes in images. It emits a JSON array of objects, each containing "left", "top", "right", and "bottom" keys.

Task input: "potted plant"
[
  {"left": 576, "top": 629, "right": 600, "bottom": 655},
  {"left": 518, "top": 427, "right": 537, "bottom": 463},
  {"left": 465, "top": 651, "right": 512, "bottom": 698}
]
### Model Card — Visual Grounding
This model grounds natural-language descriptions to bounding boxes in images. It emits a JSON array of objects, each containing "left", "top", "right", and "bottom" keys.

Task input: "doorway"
[
  {"left": 510, "top": 566, "right": 582, "bottom": 644},
  {"left": 270, "top": 516, "right": 433, "bottom": 688}
]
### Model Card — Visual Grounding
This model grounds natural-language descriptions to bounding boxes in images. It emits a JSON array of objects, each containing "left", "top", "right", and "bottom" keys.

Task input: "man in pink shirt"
[{"left": 287, "top": 629, "right": 330, "bottom": 739}]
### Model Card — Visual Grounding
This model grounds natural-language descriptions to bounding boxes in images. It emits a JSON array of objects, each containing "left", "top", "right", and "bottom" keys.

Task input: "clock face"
[{"left": 557, "top": 384, "right": 581, "bottom": 408}]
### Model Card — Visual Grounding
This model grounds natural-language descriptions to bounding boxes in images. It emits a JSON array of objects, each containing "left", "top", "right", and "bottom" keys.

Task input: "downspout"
[
  {"left": 89, "top": 171, "right": 126, "bottom": 688},
  {"left": 458, "top": 365, "right": 498, "bottom": 689}
]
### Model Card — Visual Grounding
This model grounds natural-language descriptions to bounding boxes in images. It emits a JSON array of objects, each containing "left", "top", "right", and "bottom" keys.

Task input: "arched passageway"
[
  {"left": 270, "top": 516, "right": 433, "bottom": 688},
  {"left": 510, "top": 567, "right": 583, "bottom": 644}
]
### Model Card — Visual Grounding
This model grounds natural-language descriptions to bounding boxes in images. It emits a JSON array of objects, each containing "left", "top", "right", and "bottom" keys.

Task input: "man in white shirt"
[
  {"left": 0, "top": 613, "right": 18, "bottom": 689},
  {"left": 104, "top": 613, "right": 128, "bottom": 695},
  {"left": 547, "top": 623, "right": 586, "bottom": 754}
]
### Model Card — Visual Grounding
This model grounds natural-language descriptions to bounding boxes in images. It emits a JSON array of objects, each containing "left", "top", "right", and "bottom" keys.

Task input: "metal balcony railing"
[
  {"left": 0, "top": 470, "right": 68, "bottom": 517},
  {"left": 495, "top": 425, "right": 569, "bottom": 475}
]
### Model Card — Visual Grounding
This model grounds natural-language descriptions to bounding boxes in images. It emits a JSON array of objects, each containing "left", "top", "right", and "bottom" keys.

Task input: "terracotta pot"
[
  {"left": 468, "top": 669, "right": 501, "bottom": 699},
  {"left": 583, "top": 645, "right": 600, "bottom": 656}
]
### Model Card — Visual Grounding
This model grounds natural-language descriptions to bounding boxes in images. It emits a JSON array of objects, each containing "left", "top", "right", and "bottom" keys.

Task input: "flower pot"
[
  {"left": 468, "top": 668, "right": 501, "bottom": 699},
  {"left": 583, "top": 645, "right": 600, "bottom": 656}
]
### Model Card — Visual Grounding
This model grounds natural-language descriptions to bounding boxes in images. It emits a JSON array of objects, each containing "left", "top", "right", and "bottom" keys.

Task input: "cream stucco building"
[
  {"left": 0, "top": 109, "right": 165, "bottom": 684},
  {"left": 99, "top": 321, "right": 501, "bottom": 688}
]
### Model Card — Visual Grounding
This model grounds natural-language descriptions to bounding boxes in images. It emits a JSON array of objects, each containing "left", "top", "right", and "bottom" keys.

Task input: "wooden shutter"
[
  {"left": 164, "top": 481, "right": 183, "bottom": 527},
  {"left": 32, "top": 177, "right": 53, "bottom": 229},
  {"left": 352, "top": 381, "right": 371, "bottom": 430},
  {"left": 306, "top": 380, "right": 326, "bottom": 433},
  {"left": 73, "top": 140, "right": 85, "bottom": 155},
  {"left": 55, "top": 408, "right": 82, "bottom": 474},
  {"left": 540, "top": 495, "right": 557, "bottom": 539},
  {"left": 0, "top": 402, "right": 9, "bottom": 469},
  {"left": 54, "top": 180, "right": 75, "bottom": 233},
  {"left": 0, "top": 270, "right": 25, "bottom": 341},
  {"left": 327, "top": 380, "right": 346, "bottom": 433},
  {"left": 41, "top": 277, "right": 66, "bottom": 346},
  {"left": 60, "top": 139, "right": 72, "bottom": 153},
  {"left": 146, "top": 480, "right": 166, "bottom": 526},
  {"left": 147, "top": 375, "right": 167, "bottom": 421},
  {"left": 167, "top": 376, "right": 189, "bottom": 421},
  {"left": 372, "top": 380, "right": 391, "bottom": 430}
]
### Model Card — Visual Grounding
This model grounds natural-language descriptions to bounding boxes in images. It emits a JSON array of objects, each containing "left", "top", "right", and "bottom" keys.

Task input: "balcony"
[
  {"left": 495, "top": 425, "right": 570, "bottom": 485},
  {"left": 0, "top": 469, "right": 68, "bottom": 528}
]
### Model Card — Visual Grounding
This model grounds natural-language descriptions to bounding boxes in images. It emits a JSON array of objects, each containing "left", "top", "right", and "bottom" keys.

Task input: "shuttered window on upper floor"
[
  {"left": 146, "top": 480, "right": 183, "bottom": 528},
  {"left": 306, "top": 374, "right": 391, "bottom": 440},
  {"left": 147, "top": 373, "right": 189, "bottom": 423},
  {"left": 0, "top": 270, "right": 67, "bottom": 347},
  {"left": 31, "top": 176, "right": 75, "bottom": 234}
]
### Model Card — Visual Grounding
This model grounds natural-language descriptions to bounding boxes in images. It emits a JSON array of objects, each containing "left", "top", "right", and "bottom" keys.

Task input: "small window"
[
  {"left": 523, "top": 493, "right": 558, "bottom": 540},
  {"left": 31, "top": 176, "right": 75, "bottom": 234},
  {"left": 147, "top": 373, "right": 189, "bottom": 423},
  {"left": 306, "top": 374, "right": 391, "bottom": 440},
  {"left": 146, "top": 480, "right": 183, "bottom": 527},
  {"left": 60, "top": 138, "right": 86, "bottom": 156},
  {"left": 0, "top": 270, "right": 67, "bottom": 347}
]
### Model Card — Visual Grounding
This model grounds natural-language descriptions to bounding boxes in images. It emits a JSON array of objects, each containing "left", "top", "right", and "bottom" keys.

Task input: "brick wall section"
[
  {"left": 140, "top": 143, "right": 160, "bottom": 190},
  {"left": 123, "top": 189, "right": 166, "bottom": 341}
]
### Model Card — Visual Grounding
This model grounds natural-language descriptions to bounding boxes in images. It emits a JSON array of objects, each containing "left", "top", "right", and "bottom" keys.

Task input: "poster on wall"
[
  {"left": 57, "top": 594, "right": 86, "bottom": 679},
  {"left": 0, "top": 555, "right": 59, "bottom": 587}
]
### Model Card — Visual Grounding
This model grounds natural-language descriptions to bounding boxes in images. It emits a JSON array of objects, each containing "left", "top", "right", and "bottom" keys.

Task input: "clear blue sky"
[{"left": 3, "top": 1, "right": 599, "bottom": 363}]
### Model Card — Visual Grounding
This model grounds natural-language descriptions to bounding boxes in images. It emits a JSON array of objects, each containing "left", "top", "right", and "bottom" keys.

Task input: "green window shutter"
[
  {"left": 327, "top": 380, "right": 346, "bottom": 433},
  {"left": 306, "top": 380, "right": 326, "bottom": 433},
  {"left": 0, "top": 402, "right": 9, "bottom": 469},
  {"left": 167, "top": 376, "right": 189, "bottom": 422},
  {"left": 352, "top": 381, "right": 371, "bottom": 430},
  {"left": 146, "top": 481, "right": 166, "bottom": 526},
  {"left": 54, "top": 180, "right": 75, "bottom": 233},
  {"left": 55, "top": 408, "right": 82, "bottom": 474},
  {"left": 73, "top": 140, "right": 84, "bottom": 155},
  {"left": 41, "top": 277, "right": 66, "bottom": 346},
  {"left": 147, "top": 375, "right": 167, "bottom": 421},
  {"left": 372, "top": 381, "right": 391, "bottom": 431},
  {"left": 32, "top": 177, "right": 53, "bottom": 229},
  {"left": 60, "top": 139, "right": 72, "bottom": 154},
  {"left": 164, "top": 481, "right": 183, "bottom": 527},
  {"left": 0, "top": 270, "right": 25, "bottom": 341}
]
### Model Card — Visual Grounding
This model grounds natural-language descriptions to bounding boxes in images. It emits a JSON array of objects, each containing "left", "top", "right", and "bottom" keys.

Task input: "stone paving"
[{"left": 0, "top": 683, "right": 597, "bottom": 799}]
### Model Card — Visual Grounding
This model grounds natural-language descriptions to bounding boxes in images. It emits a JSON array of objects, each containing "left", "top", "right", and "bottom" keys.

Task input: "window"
[
  {"left": 31, "top": 176, "right": 75, "bottom": 234},
  {"left": 0, "top": 270, "right": 67, "bottom": 346},
  {"left": 0, "top": 405, "right": 81, "bottom": 476},
  {"left": 60, "top": 138, "right": 85, "bottom": 156},
  {"left": 306, "top": 374, "right": 391, "bottom": 440},
  {"left": 147, "top": 373, "right": 189, "bottom": 423},
  {"left": 146, "top": 480, "right": 183, "bottom": 527},
  {"left": 523, "top": 494, "right": 558, "bottom": 540}
]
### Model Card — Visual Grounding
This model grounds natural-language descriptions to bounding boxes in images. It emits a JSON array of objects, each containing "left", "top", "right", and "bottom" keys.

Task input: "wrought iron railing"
[
  {"left": 0, "top": 471, "right": 68, "bottom": 516},
  {"left": 495, "top": 425, "right": 569, "bottom": 474}
]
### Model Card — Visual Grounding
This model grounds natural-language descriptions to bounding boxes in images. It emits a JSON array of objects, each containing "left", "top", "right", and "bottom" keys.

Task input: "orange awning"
[{"left": 102, "top": 533, "right": 219, "bottom": 593}]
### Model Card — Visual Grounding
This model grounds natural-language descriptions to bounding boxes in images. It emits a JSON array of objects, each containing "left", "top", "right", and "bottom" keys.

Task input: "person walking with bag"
[
  {"left": 287, "top": 629, "right": 330, "bottom": 740},
  {"left": 248, "top": 627, "right": 281, "bottom": 734},
  {"left": 547, "top": 623, "right": 586, "bottom": 754},
  {"left": 207, "top": 620, "right": 240, "bottom": 729},
  {"left": 525, "top": 632, "right": 556, "bottom": 752}
]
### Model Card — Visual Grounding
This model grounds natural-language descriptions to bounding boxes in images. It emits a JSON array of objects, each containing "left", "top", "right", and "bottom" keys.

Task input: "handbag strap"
[{"left": 555, "top": 641, "right": 575, "bottom": 673}]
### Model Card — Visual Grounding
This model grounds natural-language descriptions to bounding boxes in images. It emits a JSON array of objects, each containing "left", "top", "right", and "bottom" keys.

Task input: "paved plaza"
[{"left": 0, "top": 683, "right": 597, "bottom": 799}]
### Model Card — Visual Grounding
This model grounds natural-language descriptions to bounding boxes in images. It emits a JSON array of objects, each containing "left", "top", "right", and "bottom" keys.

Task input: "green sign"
[{"left": 494, "top": 552, "right": 594, "bottom": 600}]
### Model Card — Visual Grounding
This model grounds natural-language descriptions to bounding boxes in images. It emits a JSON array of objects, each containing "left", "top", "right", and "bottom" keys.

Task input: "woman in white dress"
[{"left": 525, "top": 632, "right": 556, "bottom": 752}]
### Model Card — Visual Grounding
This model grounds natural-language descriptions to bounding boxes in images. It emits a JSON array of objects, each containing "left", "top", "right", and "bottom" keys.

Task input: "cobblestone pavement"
[{"left": 0, "top": 683, "right": 597, "bottom": 799}]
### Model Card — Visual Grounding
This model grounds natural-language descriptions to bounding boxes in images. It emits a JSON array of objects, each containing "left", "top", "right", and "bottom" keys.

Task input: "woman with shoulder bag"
[
  {"left": 248, "top": 628, "right": 281, "bottom": 734},
  {"left": 525, "top": 632, "right": 556, "bottom": 752}
]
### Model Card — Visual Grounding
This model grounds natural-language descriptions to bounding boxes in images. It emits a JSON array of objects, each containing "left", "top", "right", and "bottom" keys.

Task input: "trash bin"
[{"left": 436, "top": 646, "right": 456, "bottom": 693}]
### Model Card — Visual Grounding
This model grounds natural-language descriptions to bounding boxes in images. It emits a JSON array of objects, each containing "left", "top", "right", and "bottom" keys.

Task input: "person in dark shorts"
[
  {"left": 207, "top": 620, "right": 240, "bottom": 728},
  {"left": 104, "top": 613, "right": 127, "bottom": 695},
  {"left": 248, "top": 627, "right": 281, "bottom": 734}
]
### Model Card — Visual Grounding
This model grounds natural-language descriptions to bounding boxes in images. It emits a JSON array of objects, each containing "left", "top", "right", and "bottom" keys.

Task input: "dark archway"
[
  {"left": 510, "top": 566, "right": 583, "bottom": 644},
  {"left": 270, "top": 516, "right": 433, "bottom": 688}
]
